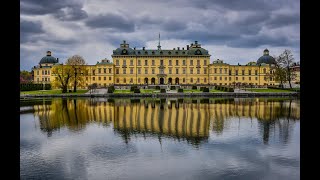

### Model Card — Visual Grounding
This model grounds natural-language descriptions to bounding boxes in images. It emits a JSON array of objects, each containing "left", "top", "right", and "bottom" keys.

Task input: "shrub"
[
  {"left": 160, "top": 89, "right": 166, "bottom": 93},
  {"left": 155, "top": 86, "right": 160, "bottom": 90},
  {"left": 202, "top": 87, "right": 209, "bottom": 92},
  {"left": 192, "top": 86, "right": 197, "bottom": 89},
  {"left": 107, "top": 89, "right": 114, "bottom": 93},
  {"left": 178, "top": 88, "right": 183, "bottom": 92},
  {"left": 134, "top": 88, "right": 140, "bottom": 93},
  {"left": 170, "top": 86, "right": 176, "bottom": 90},
  {"left": 130, "top": 86, "right": 138, "bottom": 91},
  {"left": 200, "top": 87, "right": 204, "bottom": 91},
  {"left": 228, "top": 87, "right": 234, "bottom": 92}
]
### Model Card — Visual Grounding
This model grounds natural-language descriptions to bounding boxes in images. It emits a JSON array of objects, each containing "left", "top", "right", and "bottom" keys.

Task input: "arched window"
[
  {"left": 263, "top": 68, "right": 266, "bottom": 74},
  {"left": 168, "top": 51, "right": 171, "bottom": 55}
]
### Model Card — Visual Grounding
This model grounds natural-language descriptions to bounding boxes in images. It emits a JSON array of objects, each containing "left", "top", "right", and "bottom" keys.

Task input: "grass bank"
[{"left": 20, "top": 89, "right": 89, "bottom": 95}]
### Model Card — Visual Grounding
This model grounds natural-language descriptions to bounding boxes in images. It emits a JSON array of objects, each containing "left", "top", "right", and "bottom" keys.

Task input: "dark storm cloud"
[
  {"left": 85, "top": 14, "right": 135, "bottom": 32},
  {"left": 20, "top": 20, "right": 44, "bottom": 43},
  {"left": 20, "top": 0, "right": 87, "bottom": 21},
  {"left": 265, "top": 13, "right": 300, "bottom": 28},
  {"left": 228, "top": 35, "right": 292, "bottom": 48},
  {"left": 162, "top": 20, "right": 187, "bottom": 31},
  {"left": 189, "top": 0, "right": 273, "bottom": 10}
]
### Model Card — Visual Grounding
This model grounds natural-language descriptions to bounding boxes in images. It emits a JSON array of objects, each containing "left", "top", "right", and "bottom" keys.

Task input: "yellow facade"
[{"left": 32, "top": 41, "right": 277, "bottom": 88}]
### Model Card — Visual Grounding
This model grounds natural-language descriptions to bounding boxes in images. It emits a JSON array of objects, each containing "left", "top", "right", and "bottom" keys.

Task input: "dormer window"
[
  {"left": 182, "top": 51, "right": 185, "bottom": 54},
  {"left": 168, "top": 51, "right": 171, "bottom": 55},
  {"left": 145, "top": 51, "right": 148, "bottom": 54},
  {"left": 138, "top": 51, "right": 141, "bottom": 54},
  {"left": 160, "top": 51, "right": 163, "bottom": 55},
  {"left": 175, "top": 51, "right": 178, "bottom": 54},
  {"left": 152, "top": 51, "right": 155, "bottom": 55}
]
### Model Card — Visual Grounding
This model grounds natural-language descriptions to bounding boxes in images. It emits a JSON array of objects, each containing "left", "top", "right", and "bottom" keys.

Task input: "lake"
[{"left": 20, "top": 97, "right": 300, "bottom": 180}]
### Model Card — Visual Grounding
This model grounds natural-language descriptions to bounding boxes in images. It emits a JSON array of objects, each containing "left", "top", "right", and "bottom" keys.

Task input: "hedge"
[
  {"left": 202, "top": 87, "right": 209, "bottom": 92},
  {"left": 130, "top": 86, "right": 138, "bottom": 91},
  {"left": 170, "top": 86, "right": 176, "bottom": 90},
  {"left": 20, "top": 83, "right": 51, "bottom": 91},
  {"left": 160, "top": 89, "right": 166, "bottom": 93},
  {"left": 155, "top": 86, "right": 160, "bottom": 90},
  {"left": 108, "top": 85, "right": 115, "bottom": 93},
  {"left": 178, "top": 88, "right": 183, "bottom": 93},
  {"left": 134, "top": 89, "right": 140, "bottom": 93},
  {"left": 192, "top": 86, "right": 197, "bottom": 89}
]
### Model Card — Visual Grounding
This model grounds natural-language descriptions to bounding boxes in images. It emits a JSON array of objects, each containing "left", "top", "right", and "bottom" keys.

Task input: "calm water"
[{"left": 20, "top": 98, "right": 300, "bottom": 180}]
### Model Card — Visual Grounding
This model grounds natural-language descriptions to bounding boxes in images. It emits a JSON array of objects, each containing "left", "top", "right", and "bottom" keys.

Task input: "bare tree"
[
  {"left": 51, "top": 64, "right": 73, "bottom": 93},
  {"left": 281, "top": 50, "right": 296, "bottom": 89},
  {"left": 272, "top": 54, "right": 287, "bottom": 88},
  {"left": 66, "top": 55, "right": 86, "bottom": 92}
]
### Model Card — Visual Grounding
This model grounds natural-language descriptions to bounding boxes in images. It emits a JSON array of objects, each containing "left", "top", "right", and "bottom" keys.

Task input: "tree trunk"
[
  {"left": 287, "top": 67, "right": 292, "bottom": 89},
  {"left": 62, "top": 86, "right": 68, "bottom": 93},
  {"left": 73, "top": 71, "right": 77, "bottom": 92}
]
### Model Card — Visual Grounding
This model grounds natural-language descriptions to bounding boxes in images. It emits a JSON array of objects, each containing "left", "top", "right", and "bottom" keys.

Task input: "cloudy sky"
[{"left": 20, "top": 0, "right": 300, "bottom": 71}]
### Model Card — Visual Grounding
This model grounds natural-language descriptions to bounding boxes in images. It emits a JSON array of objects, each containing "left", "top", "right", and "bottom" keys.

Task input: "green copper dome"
[{"left": 39, "top": 51, "right": 58, "bottom": 64}]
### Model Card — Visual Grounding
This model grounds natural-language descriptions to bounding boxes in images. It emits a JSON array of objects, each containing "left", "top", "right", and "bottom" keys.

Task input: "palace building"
[{"left": 32, "top": 40, "right": 278, "bottom": 88}]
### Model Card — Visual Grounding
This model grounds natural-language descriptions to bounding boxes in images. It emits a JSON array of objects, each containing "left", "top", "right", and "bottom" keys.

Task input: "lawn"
[
  {"left": 183, "top": 89, "right": 203, "bottom": 93},
  {"left": 246, "top": 88, "right": 296, "bottom": 93},
  {"left": 114, "top": 89, "right": 132, "bottom": 93},
  {"left": 210, "top": 89, "right": 225, "bottom": 93},
  {"left": 20, "top": 89, "right": 89, "bottom": 95}
]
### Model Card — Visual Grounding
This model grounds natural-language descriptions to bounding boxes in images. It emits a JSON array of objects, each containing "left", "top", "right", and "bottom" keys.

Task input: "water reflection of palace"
[{"left": 21, "top": 98, "right": 300, "bottom": 145}]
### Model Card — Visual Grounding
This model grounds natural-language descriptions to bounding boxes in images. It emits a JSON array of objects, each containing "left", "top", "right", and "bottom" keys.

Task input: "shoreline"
[{"left": 20, "top": 92, "right": 299, "bottom": 99}]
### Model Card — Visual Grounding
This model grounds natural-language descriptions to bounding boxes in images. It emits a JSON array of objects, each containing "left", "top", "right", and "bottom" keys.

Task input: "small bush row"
[
  {"left": 214, "top": 86, "right": 234, "bottom": 92},
  {"left": 20, "top": 83, "right": 51, "bottom": 91}
]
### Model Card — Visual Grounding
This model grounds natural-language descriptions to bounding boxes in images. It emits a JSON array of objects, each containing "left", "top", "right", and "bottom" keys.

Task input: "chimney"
[
  {"left": 187, "top": 45, "right": 189, "bottom": 50},
  {"left": 143, "top": 47, "right": 145, "bottom": 50},
  {"left": 177, "top": 47, "right": 180, "bottom": 50},
  {"left": 46, "top": 51, "right": 51, "bottom": 56}
]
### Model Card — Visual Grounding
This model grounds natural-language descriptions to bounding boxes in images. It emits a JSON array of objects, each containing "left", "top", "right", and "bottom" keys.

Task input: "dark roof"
[
  {"left": 112, "top": 40, "right": 210, "bottom": 56},
  {"left": 39, "top": 55, "right": 58, "bottom": 64},
  {"left": 96, "top": 59, "right": 113, "bottom": 65}
]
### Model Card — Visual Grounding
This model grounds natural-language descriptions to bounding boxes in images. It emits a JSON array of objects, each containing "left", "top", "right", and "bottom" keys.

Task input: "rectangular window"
[
  {"left": 169, "top": 60, "right": 172, "bottom": 66},
  {"left": 190, "top": 60, "right": 193, "bottom": 66},
  {"left": 98, "top": 77, "right": 101, "bottom": 80},
  {"left": 255, "top": 77, "right": 258, "bottom": 80},
  {"left": 86, "top": 77, "right": 88, "bottom": 81},
  {"left": 123, "top": 69, "right": 126, "bottom": 74},
  {"left": 220, "top": 77, "right": 222, "bottom": 80},
  {"left": 183, "top": 68, "right": 186, "bottom": 74},
  {"left": 229, "top": 77, "right": 231, "bottom": 81},
  {"left": 45, "top": 70, "right": 47, "bottom": 75},
  {"left": 190, "top": 68, "right": 193, "bottom": 74},
  {"left": 169, "top": 68, "right": 172, "bottom": 74},
  {"left": 214, "top": 77, "right": 217, "bottom": 80},
  {"left": 145, "top": 69, "right": 148, "bottom": 74},
  {"left": 123, "top": 60, "right": 126, "bottom": 65},
  {"left": 152, "top": 60, "right": 155, "bottom": 66},
  {"left": 152, "top": 69, "right": 155, "bottom": 74},
  {"left": 42, "top": 78, "right": 44, "bottom": 81},
  {"left": 255, "top": 70, "right": 258, "bottom": 75},
  {"left": 98, "top": 68, "right": 101, "bottom": 73},
  {"left": 176, "top": 60, "right": 179, "bottom": 66},
  {"left": 225, "top": 77, "right": 227, "bottom": 80},
  {"left": 130, "top": 60, "right": 133, "bottom": 66},
  {"left": 37, "top": 78, "right": 39, "bottom": 82},
  {"left": 109, "top": 77, "right": 111, "bottom": 80},
  {"left": 176, "top": 68, "right": 179, "bottom": 74},
  {"left": 204, "top": 78, "right": 206, "bottom": 82},
  {"left": 197, "top": 69, "right": 200, "bottom": 74},
  {"left": 242, "top": 70, "right": 245, "bottom": 75},
  {"left": 249, "top": 70, "right": 251, "bottom": 75},
  {"left": 197, "top": 60, "right": 200, "bottom": 66},
  {"left": 138, "top": 68, "right": 141, "bottom": 74},
  {"left": 204, "top": 60, "right": 207, "bottom": 65},
  {"left": 104, "top": 68, "right": 106, "bottom": 73},
  {"left": 249, "top": 77, "right": 251, "bottom": 81},
  {"left": 145, "top": 60, "right": 148, "bottom": 66},
  {"left": 45, "top": 78, "right": 47, "bottom": 81},
  {"left": 183, "top": 78, "right": 185, "bottom": 83},
  {"left": 204, "top": 68, "right": 207, "bottom": 74},
  {"left": 37, "top": 71, "right": 39, "bottom": 75},
  {"left": 104, "top": 77, "right": 106, "bottom": 80},
  {"left": 48, "top": 78, "right": 50, "bottom": 81},
  {"left": 116, "top": 69, "right": 119, "bottom": 74},
  {"left": 183, "top": 60, "right": 186, "bottom": 66},
  {"left": 235, "top": 70, "right": 238, "bottom": 75},
  {"left": 160, "top": 60, "right": 163, "bottom": 65},
  {"left": 48, "top": 70, "right": 50, "bottom": 75},
  {"left": 109, "top": 69, "right": 112, "bottom": 73},
  {"left": 214, "top": 68, "right": 217, "bottom": 73},
  {"left": 236, "top": 77, "right": 238, "bottom": 80},
  {"left": 93, "top": 77, "right": 95, "bottom": 81},
  {"left": 116, "top": 60, "right": 119, "bottom": 65},
  {"left": 138, "top": 78, "right": 140, "bottom": 83},
  {"left": 242, "top": 77, "right": 245, "bottom": 80},
  {"left": 130, "top": 68, "right": 133, "bottom": 74},
  {"left": 224, "top": 68, "right": 227, "bottom": 74},
  {"left": 219, "top": 68, "right": 222, "bottom": 74},
  {"left": 229, "top": 70, "right": 232, "bottom": 75},
  {"left": 138, "top": 60, "right": 141, "bottom": 66}
]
